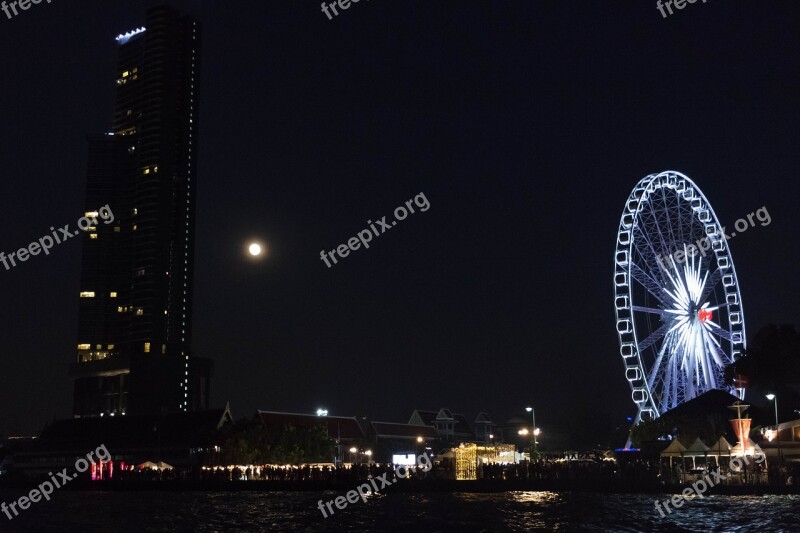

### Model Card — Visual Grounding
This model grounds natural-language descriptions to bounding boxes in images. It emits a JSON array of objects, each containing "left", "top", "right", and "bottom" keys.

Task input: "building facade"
[{"left": 71, "top": 5, "right": 211, "bottom": 418}]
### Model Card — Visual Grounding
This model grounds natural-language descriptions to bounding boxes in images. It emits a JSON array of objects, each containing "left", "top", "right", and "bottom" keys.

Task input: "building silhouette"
[{"left": 71, "top": 5, "right": 211, "bottom": 417}]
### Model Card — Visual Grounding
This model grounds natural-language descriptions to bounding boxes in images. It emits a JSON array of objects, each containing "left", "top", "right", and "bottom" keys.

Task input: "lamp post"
[
  {"left": 525, "top": 407, "right": 538, "bottom": 460},
  {"left": 766, "top": 393, "right": 782, "bottom": 478}
]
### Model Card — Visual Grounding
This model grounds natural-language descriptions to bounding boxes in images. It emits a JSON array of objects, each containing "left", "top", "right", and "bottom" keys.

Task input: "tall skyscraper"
[{"left": 71, "top": 5, "right": 211, "bottom": 418}]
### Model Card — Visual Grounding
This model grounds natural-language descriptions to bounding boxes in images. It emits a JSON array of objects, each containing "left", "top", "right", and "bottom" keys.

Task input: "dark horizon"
[{"left": 1, "top": 1, "right": 799, "bottom": 448}]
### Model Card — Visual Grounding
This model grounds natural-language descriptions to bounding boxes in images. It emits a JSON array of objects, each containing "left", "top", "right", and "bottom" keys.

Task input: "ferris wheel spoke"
[
  {"left": 699, "top": 267, "right": 724, "bottom": 304},
  {"left": 631, "top": 226, "right": 671, "bottom": 285},
  {"left": 659, "top": 186, "right": 683, "bottom": 259},
  {"left": 629, "top": 262, "right": 671, "bottom": 307},
  {"left": 701, "top": 327, "right": 728, "bottom": 367},
  {"left": 704, "top": 321, "right": 733, "bottom": 342},
  {"left": 638, "top": 321, "right": 670, "bottom": 352},
  {"left": 647, "top": 327, "right": 673, "bottom": 390},
  {"left": 631, "top": 305, "right": 666, "bottom": 315},
  {"left": 641, "top": 203, "right": 673, "bottom": 259}
]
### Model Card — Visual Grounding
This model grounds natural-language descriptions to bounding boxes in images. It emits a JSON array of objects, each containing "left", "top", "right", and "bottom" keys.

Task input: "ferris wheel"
[{"left": 613, "top": 171, "right": 746, "bottom": 423}]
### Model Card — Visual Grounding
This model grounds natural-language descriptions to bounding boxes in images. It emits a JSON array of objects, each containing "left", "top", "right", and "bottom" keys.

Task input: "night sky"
[{"left": 1, "top": 1, "right": 798, "bottom": 446}]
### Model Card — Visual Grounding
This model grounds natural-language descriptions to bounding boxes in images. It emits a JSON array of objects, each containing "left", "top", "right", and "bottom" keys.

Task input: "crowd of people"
[{"left": 198, "top": 462, "right": 431, "bottom": 482}]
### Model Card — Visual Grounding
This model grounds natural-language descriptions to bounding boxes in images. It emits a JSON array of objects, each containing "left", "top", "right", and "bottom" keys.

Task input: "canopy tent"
[
  {"left": 709, "top": 435, "right": 732, "bottom": 457},
  {"left": 659, "top": 438, "right": 686, "bottom": 467},
  {"left": 730, "top": 437, "right": 761, "bottom": 459},
  {"left": 684, "top": 437, "right": 711, "bottom": 469},
  {"left": 137, "top": 461, "right": 173, "bottom": 470},
  {"left": 707, "top": 435, "right": 733, "bottom": 468}
]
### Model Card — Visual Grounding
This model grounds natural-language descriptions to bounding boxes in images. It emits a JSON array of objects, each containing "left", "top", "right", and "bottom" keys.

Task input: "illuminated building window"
[
  {"left": 96, "top": 344, "right": 102, "bottom": 350},
  {"left": 135, "top": 308, "right": 143, "bottom": 316},
  {"left": 107, "top": 344, "right": 115, "bottom": 350},
  {"left": 144, "top": 342, "right": 150, "bottom": 353},
  {"left": 86, "top": 226, "right": 96, "bottom": 232},
  {"left": 133, "top": 208, "right": 138, "bottom": 215},
  {"left": 162, "top": 344, "right": 167, "bottom": 354},
  {"left": 153, "top": 166, "right": 158, "bottom": 173},
  {"left": 89, "top": 233, "right": 98, "bottom": 240},
  {"left": 110, "top": 292, "right": 118, "bottom": 298},
  {"left": 117, "top": 306, "right": 124, "bottom": 313},
  {"left": 136, "top": 268, "right": 145, "bottom": 276},
  {"left": 122, "top": 71, "right": 129, "bottom": 77},
  {"left": 85, "top": 211, "right": 99, "bottom": 218},
  {"left": 114, "top": 226, "right": 120, "bottom": 232},
  {"left": 79, "top": 291, "right": 95, "bottom": 298},
  {"left": 127, "top": 109, "right": 133, "bottom": 116},
  {"left": 133, "top": 224, "right": 138, "bottom": 231},
  {"left": 77, "top": 344, "right": 90, "bottom": 350},
  {"left": 144, "top": 168, "right": 150, "bottom": 175}
]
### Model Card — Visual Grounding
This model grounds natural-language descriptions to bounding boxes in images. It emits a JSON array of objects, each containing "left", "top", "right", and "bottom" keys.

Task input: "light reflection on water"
[{"left": 0, "top": 490, "right": 797, "bottom": 532}]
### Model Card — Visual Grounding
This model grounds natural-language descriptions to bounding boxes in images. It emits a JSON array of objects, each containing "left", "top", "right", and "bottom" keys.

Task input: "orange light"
[{"left": 698, "top": 309, "right": 713, "bottom": 323}]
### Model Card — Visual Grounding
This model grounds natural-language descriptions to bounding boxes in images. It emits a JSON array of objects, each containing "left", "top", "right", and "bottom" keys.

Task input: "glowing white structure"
[{"left": 614, "top": 171, "right": 746, "bottom": 423}]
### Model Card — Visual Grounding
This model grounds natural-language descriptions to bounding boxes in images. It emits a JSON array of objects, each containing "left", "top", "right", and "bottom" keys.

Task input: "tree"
[
  {"left": 724, "top": 324, "right": 800, "bottom": 420},
  {"left": 221, "top": 419, "right": 334, "bottom": 465}
]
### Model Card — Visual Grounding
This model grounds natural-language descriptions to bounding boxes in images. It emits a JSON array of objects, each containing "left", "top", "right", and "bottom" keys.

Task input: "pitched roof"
[
  {"left": 410, "top": 409, "right": 473, "bottom": 436},
  {"left": 370, "top": 422, "right": 438, "bottom": 439},
  {"left": 686, "top": 437, "right": 711, "bottom": 453},
  {"left": 474, "top": 412, "right": 492, "bottom": 423},
  {"left": 256, "top": 411, "right": 365, "bottom": 440},
  {"left": 660, "top": 438, "right": 687, "bottom": 456},
  {"left": 708, "top": 436, "right": 733, "bottom": 454}
]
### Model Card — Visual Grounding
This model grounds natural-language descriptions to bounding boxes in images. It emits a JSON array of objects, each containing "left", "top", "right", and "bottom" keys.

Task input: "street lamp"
[
  {"left": 526, "top": 407, "right": 538, "bottom": 459},
  {"left": 766, "top": 393, "right": 782, "bottom": 471},
  {"left": 765, "top": 394, "right": 777, "bottom": 422}
]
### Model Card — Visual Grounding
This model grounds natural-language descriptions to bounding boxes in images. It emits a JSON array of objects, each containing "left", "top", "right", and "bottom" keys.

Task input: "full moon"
[{"left": 248, "top": 243, "right": 262, "bottom": 256}]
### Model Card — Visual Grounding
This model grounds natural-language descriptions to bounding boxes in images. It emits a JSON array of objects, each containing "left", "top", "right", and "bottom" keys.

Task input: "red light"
[{"left": 698, "top": 309, "right": 712, "bottom": 323}]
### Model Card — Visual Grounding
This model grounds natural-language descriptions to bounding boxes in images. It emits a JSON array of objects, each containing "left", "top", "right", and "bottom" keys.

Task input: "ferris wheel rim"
[{"left": 613, "top": 171, "right": 747, "bottom": 421}]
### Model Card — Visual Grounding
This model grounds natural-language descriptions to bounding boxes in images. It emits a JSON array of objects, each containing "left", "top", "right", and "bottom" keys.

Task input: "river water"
[{"left": 0, "top": 490, "right": 797, "bottom": 532}]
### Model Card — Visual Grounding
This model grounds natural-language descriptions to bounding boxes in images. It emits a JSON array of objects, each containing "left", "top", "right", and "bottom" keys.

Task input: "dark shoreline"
[{"left": 2, "top": 479, "right": 798, "bottom": 496}]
